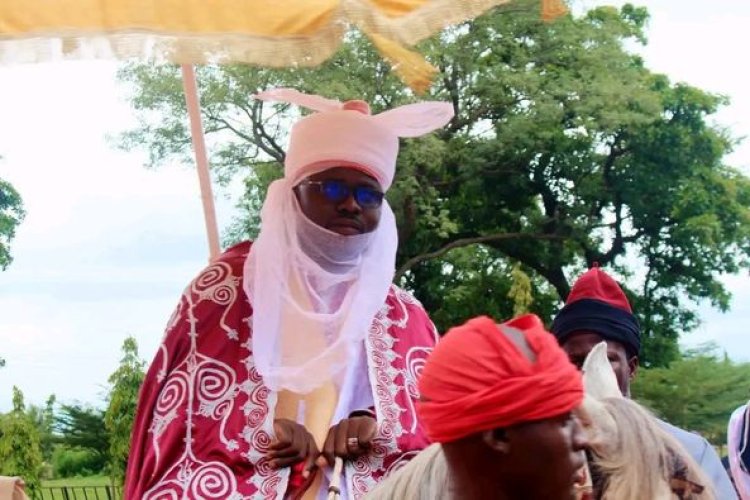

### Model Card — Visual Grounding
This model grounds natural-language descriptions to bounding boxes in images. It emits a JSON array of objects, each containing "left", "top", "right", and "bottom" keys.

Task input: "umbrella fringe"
[
  {"left": 367, "top": 31, "right": 438, "bottom": 94},
  {"left": 541, "top": 0, "right": 569, "bottom": 22}
]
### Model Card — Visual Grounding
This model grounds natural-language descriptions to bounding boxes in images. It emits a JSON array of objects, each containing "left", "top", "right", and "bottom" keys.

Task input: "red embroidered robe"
[{"left": 125, "top": 242, "right": 437, "bottom": 499}]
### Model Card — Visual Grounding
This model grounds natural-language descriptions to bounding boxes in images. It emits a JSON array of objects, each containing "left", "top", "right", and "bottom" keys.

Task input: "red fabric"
[
  {"left": 417, "top": 314, "right": 583, "bottom": 443},
  {"left": 124, "top": 241, "right": 438, "bottom": 499},
  {"left": 566, "top": 266, "right": 632, "bottom": 312}
]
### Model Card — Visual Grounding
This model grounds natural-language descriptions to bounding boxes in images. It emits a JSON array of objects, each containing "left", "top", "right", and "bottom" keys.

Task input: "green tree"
[
  {"left": 0, "top": 387, "right": 43, "bottom": 497},
  {"left": 0, "top": 173, "right": 26, "bottom": 271},
  {"left": 55, "top": 404, "right": 109, "bottom": 474},
  {"left": 633, "top": 344, "right": 750, "bottom": 446},
  {"left": 51, "top": 445, "right": 104, "bottom": 478},
  {"left": 27, "top": 394, "right": 57, "bottom": 463},
  {"left": 104, "top": 336, "right": 145, "bottom": 485},
  {"left": 116, "top": 2, "right": 750, "bottom": 366}
]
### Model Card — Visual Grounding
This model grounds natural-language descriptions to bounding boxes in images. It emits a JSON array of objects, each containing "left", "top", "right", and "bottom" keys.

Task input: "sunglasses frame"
[{"left": 299, "top": 179, "right": 384, "bottom": 209}]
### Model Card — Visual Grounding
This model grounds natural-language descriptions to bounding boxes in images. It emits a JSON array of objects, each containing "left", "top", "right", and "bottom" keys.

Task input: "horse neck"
[{"left": 595, "top": 398, "right": 715, "bottom": 500}]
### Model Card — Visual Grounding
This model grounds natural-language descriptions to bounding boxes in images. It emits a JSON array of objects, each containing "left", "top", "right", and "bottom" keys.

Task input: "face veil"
[{"left": 244, "top": 88, "right": 454, "bottom": 393}]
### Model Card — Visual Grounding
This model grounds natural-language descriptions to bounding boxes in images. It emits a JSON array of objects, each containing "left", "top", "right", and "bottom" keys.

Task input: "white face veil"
[{"left": 243, "top": 88, "right": 454, "bottom": 393}]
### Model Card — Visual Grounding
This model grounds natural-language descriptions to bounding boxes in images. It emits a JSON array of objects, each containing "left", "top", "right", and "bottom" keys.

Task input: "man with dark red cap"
[{"left": 551, "top": 265, "right": 736, "bottom": 499}]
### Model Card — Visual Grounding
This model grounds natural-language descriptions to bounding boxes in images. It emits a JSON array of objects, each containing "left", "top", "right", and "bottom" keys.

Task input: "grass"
[
  {"left": 39, "top": 475, "right": 121, "bottom": 500},
  {"left": 42, "top": 475, "right": 111, "bottom": 487}
]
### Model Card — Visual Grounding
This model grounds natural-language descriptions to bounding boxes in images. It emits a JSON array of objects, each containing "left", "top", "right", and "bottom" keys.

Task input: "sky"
[{"left": 1, "top": 1, "right": 749, "bottom": 411}]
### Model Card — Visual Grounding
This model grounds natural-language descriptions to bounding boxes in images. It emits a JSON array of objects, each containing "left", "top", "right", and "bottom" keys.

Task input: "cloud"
[{"left": 0, "top": 61, "right": 231, "bottom": 410}]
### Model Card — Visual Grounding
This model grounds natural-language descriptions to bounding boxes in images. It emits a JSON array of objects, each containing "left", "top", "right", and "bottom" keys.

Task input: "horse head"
[{"left": 576, "top": 342, "right": 713, "bottom": 500}]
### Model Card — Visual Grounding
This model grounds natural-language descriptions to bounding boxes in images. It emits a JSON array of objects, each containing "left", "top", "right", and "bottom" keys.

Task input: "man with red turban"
[
  {"left": 368, "top": 314, "right": 589, "bottom": 499},
  {"left": 551, "top": 265, "right": 736, "bottom": 499}
]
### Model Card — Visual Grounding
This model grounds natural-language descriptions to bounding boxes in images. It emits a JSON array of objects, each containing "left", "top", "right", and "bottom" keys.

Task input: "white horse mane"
[
  {"left": 364, "top": 443, "right": 450, "bottom": 500},
  {"left": 365, "top": 342, "right": 716, "bottom": 500},
  {"left": 580, "top": 342, "right": 714, "bottom": 500}
]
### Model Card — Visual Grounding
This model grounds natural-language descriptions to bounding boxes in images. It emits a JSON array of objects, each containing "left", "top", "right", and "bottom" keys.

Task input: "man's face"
[
  {"left": 294, "top": 167, "right": 383, "bottom": 236},
  {"left": 561, "top": 332, "right": 638, "bottom": 396},
  {"left": 504, "top": 411, "right": 589, "bottom": 500}
]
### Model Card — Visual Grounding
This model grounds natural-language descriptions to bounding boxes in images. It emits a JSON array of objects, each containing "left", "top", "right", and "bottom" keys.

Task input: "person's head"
[
  {"left": 464, "top": 412, "right": 588, "bottom": 500},
  {"left": 551, "top": 266, "right": 640, "bottom": 396},
  {"left": 293, "top": 166, "right": 383, "bottom": 236},
  {"left": 245, "top": 89, "right": 453, "bottom": 393},
  {"left": 417, "top": 315, "right": 588, "bottom": 500},
  {"left": 258, "top": 88, "right": 454, "bottom": 240},
  {"left": 563, "top": 332, "right": 637, "bottom": 397}
]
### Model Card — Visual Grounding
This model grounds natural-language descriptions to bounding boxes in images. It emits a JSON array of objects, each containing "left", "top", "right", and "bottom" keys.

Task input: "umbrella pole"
[{"left": 181, "top": 64, "right": 221, "bottom": 261}]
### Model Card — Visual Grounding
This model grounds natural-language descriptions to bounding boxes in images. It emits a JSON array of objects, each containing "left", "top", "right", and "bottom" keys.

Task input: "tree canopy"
[
  {"left": 0, "top": 175, "right": 25, "bottom": 271},
  {"left": 116, "top": 1, "right": 750, "bottom": 366},
  {"left": 54, "top": 403, "right": 109, "bottom": 467},
  {"left": 633, "top": 344, "right": 750, "bottom": 446},
  {"left": 105, "top": 336, "right": 145, "bottom": 484},
  {"left": 0, "top": 387, "right": 43, "bottom": 497}
]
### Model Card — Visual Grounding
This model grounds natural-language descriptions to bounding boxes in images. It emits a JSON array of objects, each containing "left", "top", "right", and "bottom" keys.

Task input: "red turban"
[{"left": 417, "top": 314, "right": 583, "bottom": 443}]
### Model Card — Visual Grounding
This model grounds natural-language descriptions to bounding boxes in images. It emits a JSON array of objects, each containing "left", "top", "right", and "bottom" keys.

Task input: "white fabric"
[
  {"left": 316, "top": 339, "right": 375, "bottom": 499},
  {"left": 284, "top": 110, "right": 399, "bottom": 190},
  {"left": 729, "top": 404, "right": 750, "bottom": 499},
  {"left": 245, "top": 88, "right": 453, "bottom": 394},
  {"left": 244, "top": 176, "right": 397, "bottom": 393},
  {"left": 254, "top": 88, "right": 454, "bottom": 190}
]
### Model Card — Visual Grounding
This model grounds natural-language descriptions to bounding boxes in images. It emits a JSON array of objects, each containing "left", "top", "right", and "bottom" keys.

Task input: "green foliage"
[
  {"left": 51, "top": 446, "right": 104, "bottom": 479},
  {"left": 0, "top": 387, "right": 43, "bottom": 497},
  {"left": 26, "top": 394, "right": 57, "bottom": 463},
  {"left": 508, "top": 263, "right": 534, "bottom": 316},
  {"left": 409, "top": 246, "right": 559, "bottom": 331},
  {"left": 633, "top": 344, "right": 750, "bottom": 445},
  {"left": 115, "top": 2, "right": 750, "bottom": 365},
  {"left": 104, "top": 337, "right": 145, "bottom": 485},
  {"left": 55, "top": 404, "right": 109, "bottom": 475},
  {"left": 0, "top": 176, "right": 25, "bottom": 271}
]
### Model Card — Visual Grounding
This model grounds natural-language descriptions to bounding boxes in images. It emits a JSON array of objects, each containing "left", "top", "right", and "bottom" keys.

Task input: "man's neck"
[
  {"left": 445, "top": 453, "right": 513, "bottom": 500},
  {"left": 449, "top": 476, "right": 512, "bottom": 500}
]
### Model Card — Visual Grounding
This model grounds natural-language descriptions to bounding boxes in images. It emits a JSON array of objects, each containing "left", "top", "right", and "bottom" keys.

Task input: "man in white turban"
[{"left": 126, "top": 89, "right": 454, "bottom": 499}]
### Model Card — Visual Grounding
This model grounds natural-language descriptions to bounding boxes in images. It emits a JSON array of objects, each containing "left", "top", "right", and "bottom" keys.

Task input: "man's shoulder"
[
  {"left": 657, "top": 418, "right": 710, "bottom": 454},
  {"left": 384, "top": 285, "right": 439, "bottom": 340},
  {"left": 387, "top": 285, "right": 426, "bottom": 311},
  {"left": 217, "top": 240, "right": 253, "bottom": 266},
  {"left": 191, "top": 241, "right": 252, "bottom": 278},
  {"left": 658, "top": 418, "right": 738, "bottom": 499},
  {"left": 184, "top": 241, "right": 252, "bottom": 298}
]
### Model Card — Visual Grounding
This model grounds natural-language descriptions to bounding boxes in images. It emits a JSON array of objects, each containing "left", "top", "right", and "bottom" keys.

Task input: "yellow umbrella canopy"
[{"left": 0, "top": 0, "right": 566, "bottom": 92}]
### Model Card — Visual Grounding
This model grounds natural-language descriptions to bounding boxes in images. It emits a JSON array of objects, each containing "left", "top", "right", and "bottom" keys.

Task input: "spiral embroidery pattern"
[{"left": 188, "top": 463, "right": 237, "bottom": 499}]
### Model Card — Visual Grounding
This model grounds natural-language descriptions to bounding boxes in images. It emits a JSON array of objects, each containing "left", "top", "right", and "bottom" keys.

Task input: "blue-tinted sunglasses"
[{"left": 299, "top": 180, "right": 384, "bottom": 209}]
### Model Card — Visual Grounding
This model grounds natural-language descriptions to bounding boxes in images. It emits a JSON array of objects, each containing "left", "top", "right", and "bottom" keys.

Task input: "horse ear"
[{"left": 582, "top": 342, "right": 622, "bottom": 400}]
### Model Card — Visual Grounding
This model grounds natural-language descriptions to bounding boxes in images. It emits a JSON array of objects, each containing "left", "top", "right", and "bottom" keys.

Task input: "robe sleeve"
[{"left": 124, "top": 242, "right": 272, "bottom": 499}]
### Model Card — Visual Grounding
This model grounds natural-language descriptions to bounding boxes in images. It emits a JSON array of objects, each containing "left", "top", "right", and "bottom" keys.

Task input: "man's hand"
[
  {"left": 319, "top": 416, "right": 377, "bottom": 467},
  {"left": 269, "top": 418, "right": 319, "bottom": 475}
]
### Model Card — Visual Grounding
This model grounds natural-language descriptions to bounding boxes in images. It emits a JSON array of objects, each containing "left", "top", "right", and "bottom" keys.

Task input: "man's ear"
[
  {"left": 482, "top": 428, "right": 510, "bottom": 454},
  {"left": 628, "top": 356, "right": 639, "bottom": 381}
]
